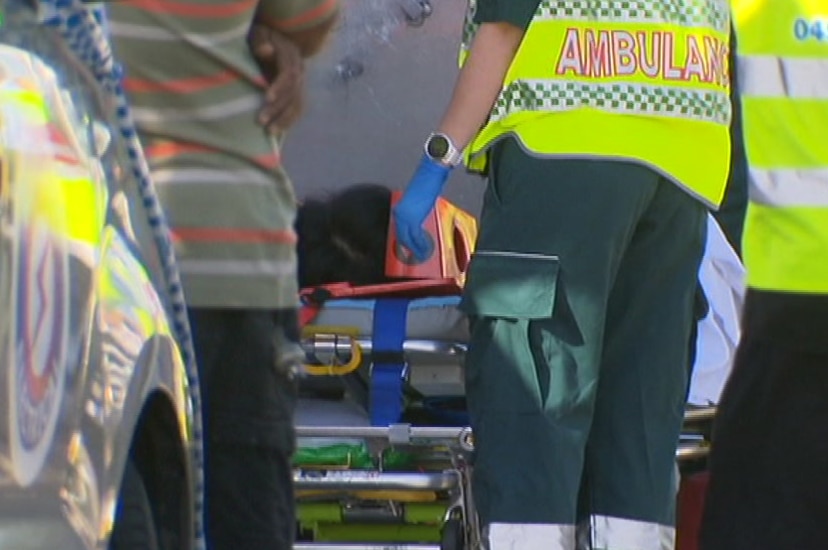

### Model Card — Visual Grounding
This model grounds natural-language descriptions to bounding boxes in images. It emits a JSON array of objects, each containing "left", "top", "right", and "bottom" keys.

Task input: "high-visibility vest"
[
  {"left": 460, "top": 0, "right": 732, "bottom": 208},
  {"left": 733, "top": 0, "right": 828, "bottom": 294}
]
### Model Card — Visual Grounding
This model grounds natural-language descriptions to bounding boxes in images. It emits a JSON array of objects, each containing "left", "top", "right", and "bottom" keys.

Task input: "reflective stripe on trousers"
[
  {"left": 584, "top": 516, "right": 676, "bottom": 550},
  {"left": 482, "top": 517, "right": 675, "bottom": 550},
  {"left": 483, "top": 523, "right": 576, "bottom": 550}
]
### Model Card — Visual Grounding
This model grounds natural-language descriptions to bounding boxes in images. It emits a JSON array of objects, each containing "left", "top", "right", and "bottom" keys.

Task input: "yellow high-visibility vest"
[
  {"left": 733, "top": 0, "right": 828, "bottom": 294},
  {"left": 460, "top": 0, "right": 732, "bottom": 208}
]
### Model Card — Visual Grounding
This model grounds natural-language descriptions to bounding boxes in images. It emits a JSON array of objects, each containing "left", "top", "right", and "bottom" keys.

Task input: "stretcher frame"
[{"left": 294, "top": 328, "right": 715, "bottom": 550}]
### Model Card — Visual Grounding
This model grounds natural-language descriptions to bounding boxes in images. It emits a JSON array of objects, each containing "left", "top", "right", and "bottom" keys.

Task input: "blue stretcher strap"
[{"left": 370, "top": 298, "right": 410, "bottom": 427}]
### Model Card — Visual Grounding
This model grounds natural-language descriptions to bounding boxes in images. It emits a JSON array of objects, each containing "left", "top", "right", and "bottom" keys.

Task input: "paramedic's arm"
[
  {"left": 435, "top": 0, "right": 536, "bottom": 149},
  {"left": 435, "top": 22, "right": 524, "bottom": 150}
]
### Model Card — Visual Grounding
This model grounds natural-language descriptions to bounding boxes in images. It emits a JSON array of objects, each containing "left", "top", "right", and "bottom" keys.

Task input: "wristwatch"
[{"left": 424, "top": 132, "right": 462, "bottom": 167}]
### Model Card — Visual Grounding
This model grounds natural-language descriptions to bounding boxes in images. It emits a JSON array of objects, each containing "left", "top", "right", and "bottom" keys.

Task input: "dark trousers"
[
  {"left": 189, "top": 308, "right": 300, "bottom": 550},
  {"left": 699, "top": 291, "right": 828, "bottom": 550},
  {"left": 462, "top": 138, "right": 707, "bottom": 537}
]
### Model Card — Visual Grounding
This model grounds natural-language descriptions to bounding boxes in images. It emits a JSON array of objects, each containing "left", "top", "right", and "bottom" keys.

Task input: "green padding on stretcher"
[
  {"left": 313, "top": 524, "right": 441, "bottom": 543},
  {"left": 294, "top": 443, "right": 416, "bottom": 470},
  {"left": 298, "top": 502, "right": 448, "bottom": 543},
  {"left": 405, "top": 503, "right": 448, "bottom": 524},
  {"left": 298, "top": 502, "right": 446, "bottom": 524},
  {"left": 294, "top": 444, "right": 374, "bottom": 469},
  {"left": 298, "top": 503, "right": 342, "bottom": 524}
]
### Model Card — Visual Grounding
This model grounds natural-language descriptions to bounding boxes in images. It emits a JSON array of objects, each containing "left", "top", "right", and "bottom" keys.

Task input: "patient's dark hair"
[{"left": 296, "top": 184, "right": 393, "bottom": 288}]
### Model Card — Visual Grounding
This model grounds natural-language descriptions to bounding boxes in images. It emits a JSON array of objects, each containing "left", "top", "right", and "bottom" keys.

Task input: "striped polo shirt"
[{"left": 107, "top": 0, "right": 338, "bottom": 309}]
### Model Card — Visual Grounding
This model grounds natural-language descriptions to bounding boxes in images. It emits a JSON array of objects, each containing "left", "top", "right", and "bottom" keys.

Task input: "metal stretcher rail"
[
  {"left": 684, "top": 406, "right": 717, "bottom": 423},
  {"left": 295, "top": 428, "right": 708, "bottom": 464},
  {"left": 295, "top": 545, "right": 440, "bottom": 550},
  {"left": 296, "top": 408, "right": 710, "bottom": 452},
  {"left": 296, "top": 425, "right": 473, "bottom": 446},
  {"left": 304, "top": 337, "right": 467, "bottom": 357},
  {"left": 294, "top": 471, "right": 460, "bottom": 492},
  {"left": 676, "top": 443, "right": 710, "bottom": 461}
]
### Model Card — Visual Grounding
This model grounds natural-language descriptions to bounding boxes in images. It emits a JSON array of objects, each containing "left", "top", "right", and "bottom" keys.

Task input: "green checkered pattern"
[
  {"left": 459, "top": 0, "right": 478, "bottom": 63},
  {"left": 491, "top": 79, "right": 731, "bottom": 125},
  {"left": 534, "top": 0, "right": 729, "bottom": 32}
]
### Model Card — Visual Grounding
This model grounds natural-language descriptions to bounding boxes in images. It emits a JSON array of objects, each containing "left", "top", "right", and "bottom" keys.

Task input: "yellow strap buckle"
[{"left": 301, "top": 325, "right": 364, "bottom": 376}]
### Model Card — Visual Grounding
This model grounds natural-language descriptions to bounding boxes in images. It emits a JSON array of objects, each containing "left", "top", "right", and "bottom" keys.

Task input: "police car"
[{"left": 0, "top": 1, "right": 201, "bottom": 548}]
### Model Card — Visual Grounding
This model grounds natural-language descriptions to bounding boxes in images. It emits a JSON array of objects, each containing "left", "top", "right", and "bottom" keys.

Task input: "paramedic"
[
  {"left": 392, "top": 0, "right": 731, "bottom": 548},
  {"left": 699, "top": 2, "right": 828, "bottom": 548},
  {"left": 107, "top": 2, "right": 338, "bottom": 549}
]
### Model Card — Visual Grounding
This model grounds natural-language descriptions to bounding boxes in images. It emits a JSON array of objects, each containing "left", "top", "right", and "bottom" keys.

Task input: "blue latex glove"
[{"left": 393, "top": 154, "right": 451, "bottom": 262}]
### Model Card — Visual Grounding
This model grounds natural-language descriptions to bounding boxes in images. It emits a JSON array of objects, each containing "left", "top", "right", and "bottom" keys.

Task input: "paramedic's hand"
[
  {"left": 393, "top": 155, "right": 451, "bottom": 262},
  {"left": 249, "top": 24, "right": 305, "bottom": 133}
]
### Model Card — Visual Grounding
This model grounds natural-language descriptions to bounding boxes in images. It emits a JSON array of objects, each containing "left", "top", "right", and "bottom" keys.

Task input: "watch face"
[{"left": 427, "top": 135, "right": 450, "bottom": 159}]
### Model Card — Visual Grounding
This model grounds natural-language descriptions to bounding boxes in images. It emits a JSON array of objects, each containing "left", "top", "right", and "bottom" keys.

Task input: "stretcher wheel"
[
  {"left": 109, "top": 459, "right": 159, "bottom": 550},
  {"left": 440, "top": 517, "right": 465, "bottom": 550}
]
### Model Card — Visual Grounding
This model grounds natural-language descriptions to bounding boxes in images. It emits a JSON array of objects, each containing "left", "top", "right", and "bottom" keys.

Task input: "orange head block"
[{"left": 385, "top": 190, "right": 478, "bottom": 285}]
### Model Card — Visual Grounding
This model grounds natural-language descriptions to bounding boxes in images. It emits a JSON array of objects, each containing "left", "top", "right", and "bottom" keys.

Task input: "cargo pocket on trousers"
[{"left": 459, "top": 251, "right": 560, "bottom": 414}]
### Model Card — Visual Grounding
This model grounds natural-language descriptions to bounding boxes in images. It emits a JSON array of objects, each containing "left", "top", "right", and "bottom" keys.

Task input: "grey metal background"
[{"left": 282, "top": 0, "right": 486, "bottom": 217}]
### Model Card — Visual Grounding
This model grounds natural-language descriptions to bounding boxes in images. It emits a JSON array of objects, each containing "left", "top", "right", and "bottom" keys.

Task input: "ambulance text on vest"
[{"left": 555, "top": 28, "right": 729, "bottom": 86}]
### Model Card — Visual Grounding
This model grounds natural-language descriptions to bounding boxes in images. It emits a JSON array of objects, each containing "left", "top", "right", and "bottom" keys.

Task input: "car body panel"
[{"left": 0, "top": 2, "right": 198, "bottom": 548}]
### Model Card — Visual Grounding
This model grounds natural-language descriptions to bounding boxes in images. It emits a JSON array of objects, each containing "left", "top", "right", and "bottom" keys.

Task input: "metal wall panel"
[{"left": 282, "top": 0, "right": 486, "bottom": 216}]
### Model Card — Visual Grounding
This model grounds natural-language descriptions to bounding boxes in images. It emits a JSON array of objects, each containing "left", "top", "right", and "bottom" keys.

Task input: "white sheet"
[{"left": 688, "top": 215, "right": 746, "bottom": 406}]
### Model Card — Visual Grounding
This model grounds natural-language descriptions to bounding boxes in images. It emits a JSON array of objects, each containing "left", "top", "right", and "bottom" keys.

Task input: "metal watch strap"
[{"left": 426, "top": 132, "right": 462, "bottom": 167}]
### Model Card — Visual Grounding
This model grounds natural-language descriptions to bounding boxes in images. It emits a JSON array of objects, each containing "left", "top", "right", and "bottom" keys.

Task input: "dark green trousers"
[{"left": 459, "top": 139, "right": 707, "bottom": 547}]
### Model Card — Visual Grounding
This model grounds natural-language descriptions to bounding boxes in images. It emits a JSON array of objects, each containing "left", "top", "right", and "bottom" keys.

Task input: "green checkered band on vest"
[
  {"left": 534, "top": 0, "right": 729, "bottom": 32},
  {"left": 491, "top": 79, "right": 731, "bottom": 125},
  {"left": 459, "top": 0, "right": 478, "bottom": 61}
]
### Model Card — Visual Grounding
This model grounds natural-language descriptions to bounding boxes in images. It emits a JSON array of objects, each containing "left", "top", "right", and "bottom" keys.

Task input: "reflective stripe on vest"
[
  {"left": 460, "top": 0, "right": 732, "bottom": 208},
  {"left": 734, "top": 0, "right": 828, "bottom": 293}
]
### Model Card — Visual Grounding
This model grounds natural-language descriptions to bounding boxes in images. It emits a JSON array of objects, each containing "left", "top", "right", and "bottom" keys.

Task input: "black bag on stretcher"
[{"left": 298, "top": 191, "right": 478, "bottom": 427}]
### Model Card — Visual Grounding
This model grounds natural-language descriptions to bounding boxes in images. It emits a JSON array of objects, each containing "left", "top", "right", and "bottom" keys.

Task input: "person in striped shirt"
[{"left": 107, "top": 1, "right": 339, "bottom": 548}]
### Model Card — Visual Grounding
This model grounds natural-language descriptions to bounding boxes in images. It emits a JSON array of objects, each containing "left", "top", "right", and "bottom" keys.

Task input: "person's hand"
[
  {"left": 248, "top": 24, "right": 305, "bottom": 133},
  {"left": 393, "top": 154, "right": 451, "bottom": 262}
]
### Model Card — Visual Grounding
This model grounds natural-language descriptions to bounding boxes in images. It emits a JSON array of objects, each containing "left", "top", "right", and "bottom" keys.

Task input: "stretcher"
[
  {"left": 292, "top": 202, "right": 733, "bottom": 550},
  {"left": 295, "top": 295, "right": 717, "bottom": 550},
  {"left": 293, "top": 195, "right": 480, "bottom": 549},
  {"left": 295, "top": 292, "right": 475, "bottom": 550}
]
